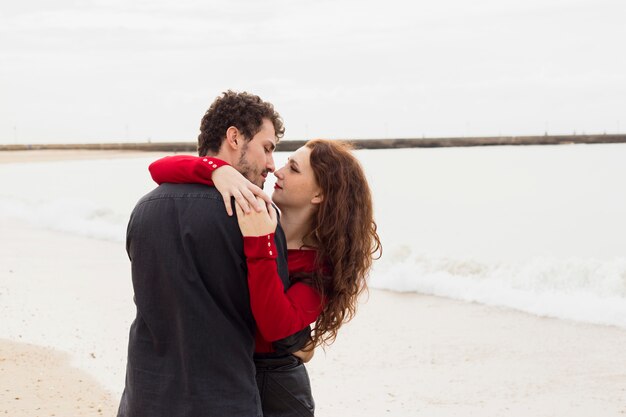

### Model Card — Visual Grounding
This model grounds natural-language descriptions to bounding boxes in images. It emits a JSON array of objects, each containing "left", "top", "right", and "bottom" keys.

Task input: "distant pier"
[{"left": 1, "top": 134, "right": 625, "bottom": 152}]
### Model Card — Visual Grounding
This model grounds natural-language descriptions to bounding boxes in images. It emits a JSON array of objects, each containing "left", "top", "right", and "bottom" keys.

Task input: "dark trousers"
[{"left": 255, "top": 355, "right": 315, "bottom": 417}]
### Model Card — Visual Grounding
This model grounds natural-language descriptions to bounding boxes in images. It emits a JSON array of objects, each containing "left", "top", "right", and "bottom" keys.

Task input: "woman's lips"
[{"left": 274, "top": 184, "right": 282, "bottom": 190}]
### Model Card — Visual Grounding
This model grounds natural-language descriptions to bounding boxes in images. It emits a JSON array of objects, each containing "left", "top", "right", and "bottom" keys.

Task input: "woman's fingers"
[
  {"left": 248, "top": 183, "right": 272, "bottom": 208},
  {"left": 213, "top": 165, "right": 265, "bottom": 215},
  {"left": 221, "top": 192, "right": 233, "bottom": 217},
  {"left": 222, "top": 186, "right": 271, "bottom": 218},
  {"left": 233, "top": 190, "right": 251, "bottom": 215},
  {"left": 241, "top": 187, "right": 263, "bottom": 212},
  {"left": 236, "top": 196, "right": 276, "bottom": 237},
  {"left": 292, "top": 348, "right": 314, "bottom": 363},
  {"left": 234, "top": 200, "right": 244, "bottom": 218},
  {"left": 256, "top": 197, "right": 272, "bottom": 218}
]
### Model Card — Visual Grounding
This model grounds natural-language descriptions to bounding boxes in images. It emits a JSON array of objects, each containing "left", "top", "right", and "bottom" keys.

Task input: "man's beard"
[{"left": 237, "top": 145, "right": 266, "bottom": 188}]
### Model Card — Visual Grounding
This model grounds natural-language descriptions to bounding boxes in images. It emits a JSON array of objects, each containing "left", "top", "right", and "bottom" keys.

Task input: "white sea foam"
[
  {"left": 371, "top": 244, "right": 626, "bottom": 328},
  {"left": 0, "top": 156, "right": 156, "bottom": 242},
  {"left": 0, "top": 197, "right": 126, "bottom": 242}
]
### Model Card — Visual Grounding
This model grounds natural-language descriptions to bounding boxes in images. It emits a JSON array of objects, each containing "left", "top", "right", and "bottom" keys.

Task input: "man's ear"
[
  {"left": 225, "top": 126, "right": 241, "bottom": 150},
  {"left": 311, "top": 192, "right": 324, "bottom": 205}
]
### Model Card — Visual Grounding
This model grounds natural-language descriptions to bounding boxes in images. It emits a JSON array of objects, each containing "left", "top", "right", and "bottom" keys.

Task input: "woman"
[{"left": 150, "top": 139, "right": 381, "bottom": 416}]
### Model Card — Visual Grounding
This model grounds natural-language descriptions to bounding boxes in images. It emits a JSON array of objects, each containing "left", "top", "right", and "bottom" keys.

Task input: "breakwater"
[{"left": 1, "top": 134, "right": 625, "bottom": 152}]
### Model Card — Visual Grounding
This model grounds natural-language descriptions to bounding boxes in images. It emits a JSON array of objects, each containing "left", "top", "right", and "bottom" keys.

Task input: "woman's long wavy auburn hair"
[{"left": 298, "top": 139, "right": 382, "bottom": 348}]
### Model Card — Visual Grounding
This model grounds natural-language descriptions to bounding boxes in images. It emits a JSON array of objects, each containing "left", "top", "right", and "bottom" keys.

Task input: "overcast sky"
[{"left": 1, "top": 0, "right": 625, "bottom": 143}]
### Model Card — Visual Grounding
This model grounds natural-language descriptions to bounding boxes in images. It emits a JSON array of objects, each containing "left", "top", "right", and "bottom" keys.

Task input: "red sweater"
[
  {"left": 149, "top": 155, "right": 229, "bottom": 186},
  {"left": 149, "top": 155, "right": 323, "bottom": 353}
]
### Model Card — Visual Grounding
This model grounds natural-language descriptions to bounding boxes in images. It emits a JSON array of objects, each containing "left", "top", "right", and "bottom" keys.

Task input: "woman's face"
[{"left": 272, "top": 146, "right": 322, "bottom": 211}]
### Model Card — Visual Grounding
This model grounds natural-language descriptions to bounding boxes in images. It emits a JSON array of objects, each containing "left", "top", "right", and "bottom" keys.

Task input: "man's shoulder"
[
  {"left": 130, "top": 183, "right": 232, "bottom": 222},
  {"left": 137, "top": 183, "right": 221, "bottom": 205},
  {"left": 128, "top": 183, "right": 239, "bottom": 238}
]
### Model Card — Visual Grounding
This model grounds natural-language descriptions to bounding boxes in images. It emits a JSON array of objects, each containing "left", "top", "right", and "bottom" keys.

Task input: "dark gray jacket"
[{"left": 117, "top": 183, "right": 306, "bottom": 417}]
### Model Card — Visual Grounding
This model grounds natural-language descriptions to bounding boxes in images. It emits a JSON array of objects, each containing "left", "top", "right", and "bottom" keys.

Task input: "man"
[{"left": 117, "top": 91, "right": 307, "bottom": 416}]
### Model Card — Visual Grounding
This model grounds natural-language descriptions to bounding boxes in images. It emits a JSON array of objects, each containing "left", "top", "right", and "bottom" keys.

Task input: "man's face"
[{"left": 236, "top": 118, "right": 277, "bottom": 188}]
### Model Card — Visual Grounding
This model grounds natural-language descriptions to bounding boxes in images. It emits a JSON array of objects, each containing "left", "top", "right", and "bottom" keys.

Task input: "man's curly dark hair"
[{"left": 197, "top": 90, "right": 285, "bottom": 156}]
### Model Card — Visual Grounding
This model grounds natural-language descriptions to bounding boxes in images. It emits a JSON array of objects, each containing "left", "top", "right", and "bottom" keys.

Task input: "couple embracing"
[{"left": 117, "top": 90, "right": 381, "bottom": 417}]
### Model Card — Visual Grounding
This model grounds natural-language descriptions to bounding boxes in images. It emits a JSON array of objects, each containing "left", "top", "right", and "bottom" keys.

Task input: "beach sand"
[
  {"left": 0, "top": 339, "right": 116, "bottom": 416},
  {"left": 2, "top": 150, "right": 626, "bottom": 416}
]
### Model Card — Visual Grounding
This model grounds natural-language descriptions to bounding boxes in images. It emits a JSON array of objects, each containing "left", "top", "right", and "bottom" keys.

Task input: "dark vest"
[{"left": 117, "top": 183, "right": 293, "bottom": 417}]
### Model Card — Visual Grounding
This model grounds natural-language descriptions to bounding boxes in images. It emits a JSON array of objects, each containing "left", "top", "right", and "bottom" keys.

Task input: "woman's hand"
[
  {"left": 212, "top": 165, "right": 273, "bottom": 216},
  {"left": 235, "top": 197, "right": 278, "bottom": 237},
  {"left": 292, "top": 341, "right": 315, "bottom": 363}
]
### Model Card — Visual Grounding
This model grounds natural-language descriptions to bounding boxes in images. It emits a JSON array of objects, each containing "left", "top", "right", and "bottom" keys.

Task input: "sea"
[{"left": 1, "top": 144, "right": 625, "bottom": 331}]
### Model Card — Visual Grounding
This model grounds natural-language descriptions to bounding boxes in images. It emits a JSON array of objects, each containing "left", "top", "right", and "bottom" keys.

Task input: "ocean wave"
[
  {"left": 0, "top": 197, "right": 126, "bottom": 242},
  {"left": 371, "top": 244, "right": 626, "bottom": 329}
]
